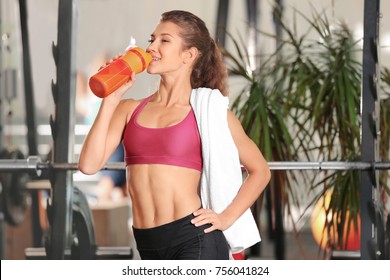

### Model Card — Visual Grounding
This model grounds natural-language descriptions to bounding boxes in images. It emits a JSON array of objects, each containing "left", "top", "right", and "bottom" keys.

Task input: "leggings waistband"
[{"left": 133, "top": 213, "right": 208, "bottom": 250}]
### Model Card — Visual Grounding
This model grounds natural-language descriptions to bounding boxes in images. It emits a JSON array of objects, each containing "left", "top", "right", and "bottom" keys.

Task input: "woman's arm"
[
  {"left": 78, "top": 79, "right": 135, "bottom": 174},
  {"left": 220, "top": 109, "right": 271, "bottom": 227},
  {"left": 192, "top": 109, "right": 271, "bottom": 232}
]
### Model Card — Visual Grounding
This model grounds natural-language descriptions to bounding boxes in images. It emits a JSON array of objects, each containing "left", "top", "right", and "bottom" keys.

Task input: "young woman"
[{"left": 78, "top": 10, "right": 271, "bottom": 260}]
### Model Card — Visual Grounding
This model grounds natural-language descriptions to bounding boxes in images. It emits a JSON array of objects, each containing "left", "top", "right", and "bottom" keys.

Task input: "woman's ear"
[{"left": 183, "top": 47, "right": 200, "bottom": 64}]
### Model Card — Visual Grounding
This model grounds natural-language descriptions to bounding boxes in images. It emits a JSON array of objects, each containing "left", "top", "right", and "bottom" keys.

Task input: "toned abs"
[{"left": 127, "top": 164, "right": 202, "bottom": 229}]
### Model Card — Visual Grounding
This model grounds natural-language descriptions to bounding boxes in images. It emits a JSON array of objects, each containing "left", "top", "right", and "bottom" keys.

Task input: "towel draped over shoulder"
[{"left": 190, "top": 87, "right": 261, "bottom": 253}]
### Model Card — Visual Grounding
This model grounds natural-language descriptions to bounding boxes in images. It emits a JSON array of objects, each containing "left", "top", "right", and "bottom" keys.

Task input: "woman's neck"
[{"left": 155, "top": 78, "right": 192, "bottom": 106}]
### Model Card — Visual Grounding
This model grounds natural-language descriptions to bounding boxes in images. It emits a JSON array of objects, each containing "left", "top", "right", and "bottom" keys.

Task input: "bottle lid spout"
[{"left": 125, "top": 36, "right": 137, "bottom": 51}]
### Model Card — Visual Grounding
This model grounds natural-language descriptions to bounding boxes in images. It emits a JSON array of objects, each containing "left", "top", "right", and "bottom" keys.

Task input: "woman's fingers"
[
  {"left": 98, "top": 53, "right": 122, "bottom": 71},
  {"left": 191, "top": 208, "right": 223, "bottom": 232},
  {"left": 104, "top": 71, "right": 135, "bottom": 101}
]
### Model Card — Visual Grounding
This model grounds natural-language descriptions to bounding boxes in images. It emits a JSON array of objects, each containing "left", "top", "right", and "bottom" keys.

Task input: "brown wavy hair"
[{"left": 161, "top": 10, "right": 229, "bottom": 96}]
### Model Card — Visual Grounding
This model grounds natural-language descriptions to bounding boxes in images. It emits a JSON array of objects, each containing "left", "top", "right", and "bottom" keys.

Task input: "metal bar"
[
  {"left": 18, "top": 0, "right": 38, "bottom": 156},
  {"left": 9, "top": 2, "right": 40, "bottom": 249},
  {"left": 0, "top": 0, "right": 3, "bottom": 150},
  {"left": 18, "top": 5, "right": 42, "bottom": 248},
  {"left": 272, "top": 0, "right": 284, "bottom": 49},
  {"left": 1, "top": 158, "right": 390, "bottom": 172},
  {"left": 361, "top": 0, "right": 381, "bottom": 260},
  {"left": 246, "top": 0, "right": 258, "bottom": 70},
  {"left": 0, "top": 156, "right": 42, "bottom": 172},
  {"left": 215, "top": 0, "right": 229, "bottom": 47},
  {"left": 48, "top": 0, "right": 78, "bottom": 260},
  {"left": 0, "top": 0, "right": 5, "bottom": 261}
]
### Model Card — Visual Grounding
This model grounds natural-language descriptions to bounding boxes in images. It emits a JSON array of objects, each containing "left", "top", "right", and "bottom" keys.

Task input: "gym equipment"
[
  {"left": 1, "top": 158, "right": 390, "bottom": 172},
  {"left": 24, "top": 186, "right": 133, "bottom": 260},
  {"left": 0, "top": 148, "right": 29, "bottom": 226}
]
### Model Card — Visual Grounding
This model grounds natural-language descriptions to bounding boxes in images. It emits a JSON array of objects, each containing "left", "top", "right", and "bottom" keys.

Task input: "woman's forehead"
[{"left": 151, "top": 21, "right": 182, "bottom": 37}]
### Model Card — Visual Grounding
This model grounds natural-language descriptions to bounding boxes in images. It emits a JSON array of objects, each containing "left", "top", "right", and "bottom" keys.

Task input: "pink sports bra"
[{"left": 123, "top": 95, "right": 203, "bottom": 172}]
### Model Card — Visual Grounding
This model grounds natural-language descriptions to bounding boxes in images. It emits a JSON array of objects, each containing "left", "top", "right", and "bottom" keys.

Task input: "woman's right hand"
[
  {"left": 98, "top": 54, "right": 122, "bottom": 71},
  {"left": 100, "top": 54, "right": 136, "bottom": 103},
  {"left": 105, "top": 71, "right": 136, "bottom": 102},
  {"left": 98, "top": 54, "right": 136, "bottom": 101}
]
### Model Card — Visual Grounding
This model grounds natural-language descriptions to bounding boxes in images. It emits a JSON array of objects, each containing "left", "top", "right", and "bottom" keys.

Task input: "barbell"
[{"left": 0, "top": 156, "right": 389, "bottom": 173}]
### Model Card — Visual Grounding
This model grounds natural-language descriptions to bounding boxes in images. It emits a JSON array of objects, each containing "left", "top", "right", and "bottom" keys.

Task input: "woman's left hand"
[{"left": 191, "top": 208, "right": 228, "bottom": 233}]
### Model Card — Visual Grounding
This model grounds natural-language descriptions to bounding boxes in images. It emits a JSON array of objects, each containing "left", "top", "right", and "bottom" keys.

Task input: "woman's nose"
[{"left": 146, "top": 42, "right": 156, "bottom": 53}]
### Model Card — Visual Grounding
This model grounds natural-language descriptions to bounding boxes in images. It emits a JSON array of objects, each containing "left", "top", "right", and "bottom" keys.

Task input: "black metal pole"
[
  {"left": 361, "top": 0, "right": 381, "bottom": 260},
  {"left": 215, "top": 0, "right": 229, "bottom": 47},
  {"left": 272, "top": 0, "right": 284, "bottom": 48},
  {"left": 0, "top": 0, "right": 3, "bottom": 150},
  {"left": 47, "top": 0, "right": 77, "bottom": 259},
  {"left": 18, "top": 0, "right": 42, "bottom": 248},
  {"left": 246, "top": 0, "right": 258, "bottom": 32},
  {"left": 18, "top": 1, "right": 37, "bottom": 155},
  {"left": 0, "top": 0, "right": 5, "bottom": 260}
]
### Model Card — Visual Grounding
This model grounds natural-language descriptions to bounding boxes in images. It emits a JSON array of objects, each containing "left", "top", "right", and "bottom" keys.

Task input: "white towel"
[{"left": 190, "top": 87, "right": 261, "bottom": 253}]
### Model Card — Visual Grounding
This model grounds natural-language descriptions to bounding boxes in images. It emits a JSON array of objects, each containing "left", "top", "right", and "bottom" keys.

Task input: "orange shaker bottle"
[{"left": 89, "top": 47, "right": 152, "bottom": 98}]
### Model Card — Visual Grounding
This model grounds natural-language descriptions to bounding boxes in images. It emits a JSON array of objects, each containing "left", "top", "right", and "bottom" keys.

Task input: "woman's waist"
[
  {"left": 127, "top": 168, "right": 200, "bottom": 198},
  {"left": 131, "top": 199, "right": 201, "bottom": 229}
]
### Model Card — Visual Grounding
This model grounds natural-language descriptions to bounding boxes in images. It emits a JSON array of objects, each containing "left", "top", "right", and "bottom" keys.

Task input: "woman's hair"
[{"left": 160, "top": 10, "right": 229, "bottom": 96}]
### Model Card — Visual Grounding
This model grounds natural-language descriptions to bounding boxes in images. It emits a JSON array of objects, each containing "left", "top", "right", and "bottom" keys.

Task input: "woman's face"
[{"left": 146, "top": 21, "right": 190, "bottom": 75}]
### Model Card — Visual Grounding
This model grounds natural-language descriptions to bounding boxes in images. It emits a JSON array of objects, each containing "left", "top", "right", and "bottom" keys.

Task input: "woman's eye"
[{"left": 147, "top": 38, "right": 169, "bottom": 44}]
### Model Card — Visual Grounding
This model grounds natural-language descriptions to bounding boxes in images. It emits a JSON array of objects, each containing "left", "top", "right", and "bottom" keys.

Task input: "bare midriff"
[{"left": 126, "top": 164, "right": 202, "bottom": 229}]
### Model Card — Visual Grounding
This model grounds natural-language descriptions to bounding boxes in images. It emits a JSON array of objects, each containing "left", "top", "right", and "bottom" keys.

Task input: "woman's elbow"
[
  {"left": 78, "top": 166, "right": 96, "bottom": 175},
  {"left": 78, "top": 160, "right": 99, "bottom": 175},
  {"left": 263, "top": 165, "right": 272, "bottom": 184},
  {"left": 254, "top": 163, "right": 271, "bottom": 192}
]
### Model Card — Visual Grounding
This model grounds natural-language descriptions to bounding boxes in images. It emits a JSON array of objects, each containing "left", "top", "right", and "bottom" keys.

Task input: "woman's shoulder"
[
  {"left": 119, "top": 97, "right": 141, "bottom": 109},
  {"left": 117, "top": 94, "right": 154, "bottom": 120},
  {"left": 119, "top": 94, "right": 152, "bottom": 110}
]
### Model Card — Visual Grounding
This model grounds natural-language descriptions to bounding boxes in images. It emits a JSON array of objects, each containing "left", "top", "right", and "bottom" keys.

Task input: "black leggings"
[{"left": 133, "top": 213, "right": 229, "bottom": 260}]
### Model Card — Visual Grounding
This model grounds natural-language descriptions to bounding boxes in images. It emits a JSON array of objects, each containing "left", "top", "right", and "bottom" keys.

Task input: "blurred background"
[{"left": 1, "top": 0, "right": 389, "bottom": 260}]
